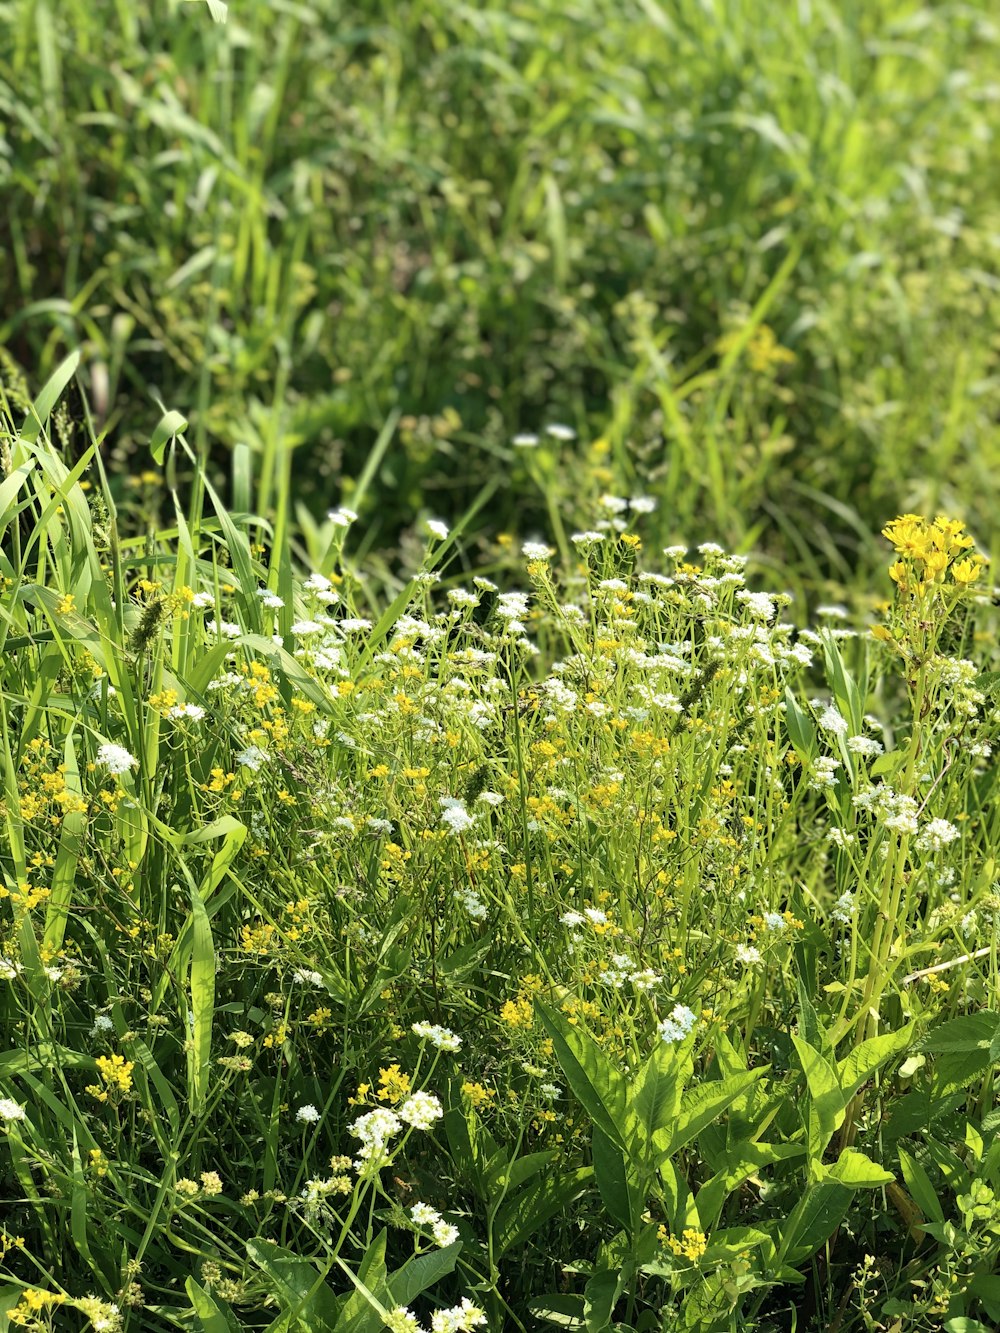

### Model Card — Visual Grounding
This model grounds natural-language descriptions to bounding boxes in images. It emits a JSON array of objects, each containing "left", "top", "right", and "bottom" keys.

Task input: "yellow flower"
[
  {"left": 951, "top": 557, "right": 984, "bottom": 585},
  {"left": 376, "top": 1064, "right": 412, "bottom": 1105}
]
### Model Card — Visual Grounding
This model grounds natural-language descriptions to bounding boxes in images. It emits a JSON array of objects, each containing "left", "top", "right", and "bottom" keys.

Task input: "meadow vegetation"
[{"left": 1, "top": 3, "right": 1000, "bottom": 1332}]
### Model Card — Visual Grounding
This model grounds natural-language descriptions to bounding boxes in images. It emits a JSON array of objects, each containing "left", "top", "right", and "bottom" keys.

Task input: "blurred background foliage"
[{"left": 1, "top": 0, "right": 999, "bottom": 583}]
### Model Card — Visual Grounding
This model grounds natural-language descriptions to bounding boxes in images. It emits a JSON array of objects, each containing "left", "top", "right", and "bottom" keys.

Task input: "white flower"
[
  {"left": 292, "top": 969, "right": 323, "bottom": 986},
  {"left": 629, "top": 496, "right": 657, "bottom": 513},
  {"left": 0, "top": 1098, "right": 26, "bottom": 1122},
  {"left": 598, "top": 494, "right": 629, "bottom": 515},
  {"left": 411, "top": 1022, "right": 462, "bottom": 1052},
  {"left": 561, "top": 911, "right": 586, "bottom": 928},
  {"left": 522, "top": 541, "right": 554, "bottom": 560},
  {"left": 398, "top": 1091, "right": 444, "bottom": 1130},
  {"left": 191, "top": 590, "right": 215, "bottom": 609},
  {"left": 206, "top": 618, "right": 241, "bottom": 639},
  {"left": 328, "top": 506, "right": 359, "bottom": 527},
  {"left": 431, "top": 1299, "right": 487, "bottom": 1332},
  {"left": 817, "top": 705, "right": 849, "bottom": 736},
  {"left": 736, "top": 590, "right": 776, "bottom": 621},
  {"left": 583, "top": 907, "right": 607, "bottom": 925},
  {"left": 340, "top": 617, "right": 372, "bottom": 633},
  {"left": 256, "top": 588, "right": 284, "bottom": 609},
  {"left": 426, "top": 520, "right": 450, "bottom": 541},
  {"left": 571, "top": 530, "right": 605, "bottom": 546},
  {"left": 431, "top": 1219, "right": 460, "bottom": 1247},
  {"left": 539, "top": 1082, "right": 562, "bottom": 1101},
  {"left": 736, "top": 945, "right": 762, "bottom": 966},
  {"left": 441, "top": 802, "right": 475, "bottom": 836},
  {"left": 296, "top": 1104, "right": 321, "bottom": 1124},
  {"left": 831, "top": 892, "right": 855, "bottom": 924},
  {"left": 915, "top": 818, "right": 960, "bottom": 853},
  {"left": 545, "top": 423, "right": 576, "bottom": 441},
  {"left": 0, "top": 957, "right": 23, "bottom": 981},
  {"left": 351, "top": 1107, "right": 401, "bottom": 1143},
  {"left": 763, "top": 912, "right": 786, "bottom": 931},
  {"left": 411, "top": 1202, "right": 441, "bottom": 1226},
  {"left": 511, "top": 432, "right": 540, "bottom": 448},
  {"left": 95, "top": 743, "right": 137, "bottom": 775},
  {"left": 386, "top": 1308, "right": 423, "bottom": 1333},
  {"left": 236, "top": 745, "right": 269, "bottom": 772},
  {"left": 658, "top": 1004, "right": 698, "bottom": 1044},
  {"left": 166, "top": 703, "right": 206, "bottom": 722},
  {"left": 846, "top": 735, "right": 883, "bottom": 757},
  {"left": 291, "top": 619, "right": 325, "bottom": 636}
]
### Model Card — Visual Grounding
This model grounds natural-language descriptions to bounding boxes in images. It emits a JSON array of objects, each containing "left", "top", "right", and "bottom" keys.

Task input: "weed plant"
[{"left": 1, "top": 377, "right": 999, "bottom": 1331}]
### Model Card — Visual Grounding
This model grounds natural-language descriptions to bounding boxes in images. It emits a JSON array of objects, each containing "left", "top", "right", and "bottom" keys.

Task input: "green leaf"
[
  {"left": 627, "top": 1040, "right": 685, "bottom": 1162},
  {"left": 897, "top": 1148, "right": 944, "bottom": 1223},
  {"left": 494, "top": 1168, "right": 593, "bottom": 1256},
  {"left": 584, "top": 1267, "right": 624, "bottom": 1333},
  {"left": 783, "top": 688, "right": 817, "bottom": 763},
  {"left": 824, "top": 1148, "right": 894, "bottom": 1188},
  {"left": 592, "top": 1125, "right": 640, "bottom": 1231},
  {"left": 838, "top": 1024, "right": 914, "bottom": 1100},
  {"left": 777, "top": 1180, "right": 853, "bottom": 1265},
  {"left": 792, "top": 1036, "right": 845, "bottom": 1163},
  {"left": 657, "top": 1069, "right": 766, "bottom": 1159},
  {"left": 918, "top": 1013, "right": 1000, "bottom": 1053},
  {"left": 22, "top": 350, "right": 81, "bottom": 443},
  {"left": 536, "top": 1002, "right": 628, "bottom": 1148},
  {"left": 246, "top": 1240, "right": 339, "bottom": 1332},
  {"left": 186, "top": 1277, "right": 241, "bottom": 1332},
  {"left": 387, "top": 1242, "right": 460, "bottom": 1308},
  {"left": 526, "top": 1294, "right": 586, "bottom": 1328},
  {"left": 188, "top": 888, "right": 215, "bottom": 1117},
  {"left": 150, "top": 410, "right": 189, "bottom": 465}
]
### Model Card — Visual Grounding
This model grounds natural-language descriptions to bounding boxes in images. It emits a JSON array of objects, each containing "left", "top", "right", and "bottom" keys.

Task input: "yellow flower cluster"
[
  {"left": 882, "top": 514, "right": 985, "bottom": 594},
  {"left": 664, "top": 1226, "right": 709, "bottom": 1262},
  {"left": 86, "top": 1053, "right": 135, "bottom": 1102}
]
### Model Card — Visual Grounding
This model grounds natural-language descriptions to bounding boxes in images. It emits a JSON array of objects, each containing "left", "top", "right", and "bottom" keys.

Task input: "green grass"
[
  {"left": 1, "top": 376, "right": 999, "bottom": 1331},
  {"left": 3, "top": 3, "right": 1000, "bottom": 1329},
  {"left": 2, "top": 0, "right": 999, "bottom": 578}
]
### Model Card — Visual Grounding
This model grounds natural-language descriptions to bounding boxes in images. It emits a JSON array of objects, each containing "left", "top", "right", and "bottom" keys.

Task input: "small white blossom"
[
  {"left": 426, "top": 520, "right": 449, "bottom": 541},
  {"left": 95, "top": 743, "right": 138, "bottom": 775},
  {"left": 296, "top": 1104, "right": 321, "bottom": 1124},
  {"left": 0, "top": 1098, "right": 26, "bottom": 1122}
]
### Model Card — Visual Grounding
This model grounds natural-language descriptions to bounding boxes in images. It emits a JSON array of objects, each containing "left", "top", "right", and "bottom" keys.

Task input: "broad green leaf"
[
  {"left": 592, "top": 1125, "right": 640, "bottom": 1231},
  {"left": 657, "top": 1069, "right": 765, "bottom": 1159},
  {"left": 824, "top": 1148, "right": 894, "bottom": 1187},
  {"left": 387, "top": 1243, "right": 460, "bottom": 1309},
  {"left": 526, "top": 1294, "right": 586, "bottom": 1328},
  {"left": 246, "top": 1240, "right": 338, "bottom": 1332},
  {"left": 494, "top": 1168, "right": 593, "bottom": 1257},
  {"left": 626, "top": 1040, "right": 685, "bottom": 1161},
  {"left": 777, "top": 1180, "right": 853, "bottom": 1265},
  {"left": 696, "top": 1142, "right": 805, "bottom": 1229},
  {"left": 918, "top": 1013, "right": 1000, "bottom": 1053},
  {"left": 536, "top": 1002, "right": 628, "bottom": 1147},
  {"left": 838, "top": 1025, "right": 914, "bottom": 1100},
  {"left": 792, "top": 1036, "right": 845, "bottom": 1163},
  {"left": 583, "top": 1267, "right": 624, "bottom": 1333},
  {"left": 186, "top": 1278, "right": 241, "bottom": 1332},
  {"left": 897, "top": 1148, "right": 944, "bottom": 1223}
]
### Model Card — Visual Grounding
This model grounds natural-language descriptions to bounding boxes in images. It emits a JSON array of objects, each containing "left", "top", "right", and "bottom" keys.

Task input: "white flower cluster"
[
  {"left": 95, "top": 742, "right": 138, "bottom": 775},
  {"left": 658, "top": 1003, "right": 698, "bottom": 1044},
  {"left": 411, "top": 1022, "right": 462, "bottom": 1052},
  {"left": 853, "top": 784, "right": 920, "bottom": 836},
  {"left": 411, "top": 1201, "right": 459, "bottom": 1247}
]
